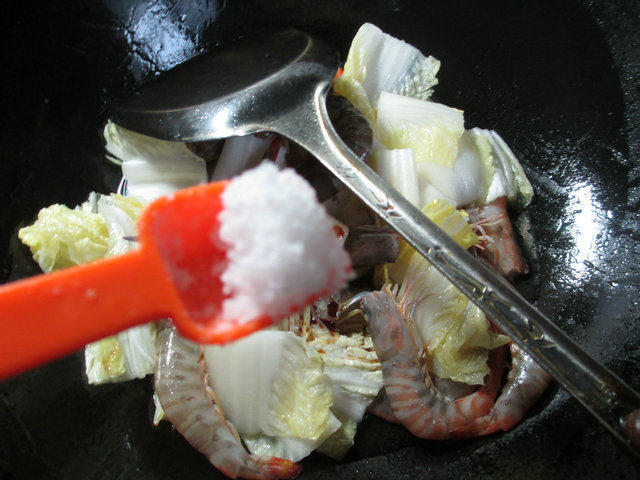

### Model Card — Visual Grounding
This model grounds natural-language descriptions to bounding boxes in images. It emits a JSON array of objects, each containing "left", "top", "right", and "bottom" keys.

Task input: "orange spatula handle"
[{"left": 0, "top": 247, "right": 180, "bottom": 380}]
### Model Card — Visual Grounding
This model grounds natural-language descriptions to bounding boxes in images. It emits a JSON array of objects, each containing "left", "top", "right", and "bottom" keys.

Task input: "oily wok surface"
[{"left": 1, "top": 0, "right": 639, "bottom": 478}]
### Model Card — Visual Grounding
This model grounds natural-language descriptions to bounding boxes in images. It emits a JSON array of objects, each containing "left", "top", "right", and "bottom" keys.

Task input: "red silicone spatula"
[{"left": 0, "top": 180, "right": 275, "bottom": 380}]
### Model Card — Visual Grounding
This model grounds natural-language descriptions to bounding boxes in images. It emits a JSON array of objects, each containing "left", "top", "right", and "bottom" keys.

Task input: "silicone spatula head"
[{"left": 137, "top": 180, "right": 274, "bottom": 343}]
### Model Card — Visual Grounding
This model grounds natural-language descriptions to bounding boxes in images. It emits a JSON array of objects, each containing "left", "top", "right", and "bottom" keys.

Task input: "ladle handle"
[
  {"left": 271, "top": 87, "right": 640, "bottom": 455},
  {"left": 0, "top": 248, "right": 175, "bottom": 380}
]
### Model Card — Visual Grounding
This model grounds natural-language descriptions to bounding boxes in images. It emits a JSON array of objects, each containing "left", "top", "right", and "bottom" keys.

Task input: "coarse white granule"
[{"left": 218, "top": 162, "right": 351, "bottom": 323}]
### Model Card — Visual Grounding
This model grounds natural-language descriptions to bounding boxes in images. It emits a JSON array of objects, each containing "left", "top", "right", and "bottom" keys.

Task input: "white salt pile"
[{"left": 218, "top": 162, "right": 351, "bottom": 323}]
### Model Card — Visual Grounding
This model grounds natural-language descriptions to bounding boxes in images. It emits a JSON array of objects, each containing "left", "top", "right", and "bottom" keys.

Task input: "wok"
[{"left": 1, "top": 0, "right": 639, "bottom": 478}]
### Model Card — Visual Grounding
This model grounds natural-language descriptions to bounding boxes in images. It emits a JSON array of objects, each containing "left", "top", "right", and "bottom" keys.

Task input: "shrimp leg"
[
  {"left": 155, "top": 325, "right": 301, "bottom": 480},
  {"left": 360, "top": 291, "right": 504, "bottom": 439}
]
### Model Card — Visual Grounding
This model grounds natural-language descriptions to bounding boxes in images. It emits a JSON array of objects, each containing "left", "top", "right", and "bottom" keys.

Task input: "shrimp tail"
[{"left": 259, "top": 457, "right": 303, "bottom": 479}]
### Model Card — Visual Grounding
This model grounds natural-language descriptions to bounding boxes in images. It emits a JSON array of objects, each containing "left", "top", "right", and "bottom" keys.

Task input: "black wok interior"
[{"left": 2, "top": 0, "right": 639, "bottom": 478}]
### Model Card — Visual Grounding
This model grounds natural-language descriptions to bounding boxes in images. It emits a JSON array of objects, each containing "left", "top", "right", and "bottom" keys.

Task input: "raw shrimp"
[
  {"left": 468, "top": 196, "right": 529, "bottom": 279},
  {"left": 452, "top": 343, "right": 551, "bottom": 438},
  {"left": 359, "top": 290, "right": 506, "bottom": 439},
  {"left": 154, "top": 324, "right": 302, "bottom": 480}
]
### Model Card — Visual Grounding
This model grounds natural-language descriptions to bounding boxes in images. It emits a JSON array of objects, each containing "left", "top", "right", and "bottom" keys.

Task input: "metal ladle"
[{"left": 110, "top": 30, "right": 640, "bottom": 454}]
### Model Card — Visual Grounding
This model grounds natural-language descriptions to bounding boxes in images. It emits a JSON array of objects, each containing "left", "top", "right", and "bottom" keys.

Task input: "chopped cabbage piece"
[
  {"left": 243, "top": 414, "right": 341, "bottom": 462},
  {"left": 283, "top": 304, "right": 383, "bottom": 459},
  {"left": 376, "top": 92, "right": 465, "bottom": 168},
  {"left": 316, "top": 419, "right": 358, "bottom": 460},
  {"left": 112, "top": 324, "right": 157, "bottom": 381},
  {"left": 314, "top": 330, "right": 382, "bottom": 459},
  {"left": 472, "top": 128, "right": 534, "bottom": 209},
  {"left": 204, "top": 330, "right": 339, "bottom": 461},
  {"left": 18, "top": 204, "right": 109, "bottom": 273},
  {"left": 334, "top": 23, "right": 440, "bottom": 120},
  {"left": 211, "top": 134, "right": 272, "bottom": 181},
  {"left": 103, "top": 121, "right": 207, "bottom": 201},
  {"left": 415, "top": 130, "right": 494, "bottom": 208},
  {"left": 84, "top": 336, "right": 127, "bottom": 383},
  {"left": 371, "top": 148, "right": 420, "bottom": 208},
  {"left": 84, "top": 323, "right": 157, "bottom": 385},
  {"left": 422, "top": 200, "right": 479, "bottom": 250},
  {"left": 110, "top": 193, "right": 145, "bottom": 220}
]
